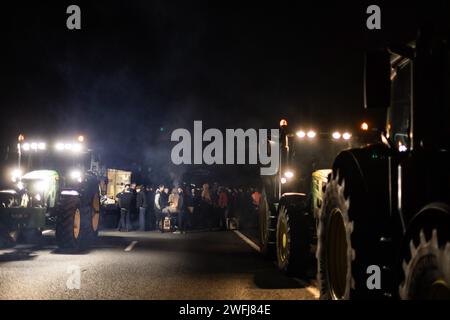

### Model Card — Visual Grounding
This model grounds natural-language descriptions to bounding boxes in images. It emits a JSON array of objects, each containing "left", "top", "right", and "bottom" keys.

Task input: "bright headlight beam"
[
  {"left": 332, "top": 132, "right": 341, "bottom": 140},
  {"left": 55, "top": 143, "right": 65, "bottom": 151},
  {"left": 284, "top": 171, "right": 294, "bottom": 179},
  {"left": 296, "top": 130, "right": 306, "bottom": 138},
  {"left": 22, "top": 143, "right": 30, "bottom": 151},
  {"left": 342, "top": 132, "right": 351, "bottom": 140},
  {"left": 307, "top": 130, "right": 316, "bottom": 138}
]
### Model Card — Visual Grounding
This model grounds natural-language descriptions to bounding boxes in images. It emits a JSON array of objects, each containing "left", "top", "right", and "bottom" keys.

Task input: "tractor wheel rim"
[
  {"left": 327, "top": 208, "right": 348, "bottom": 300},
  {"left": 92, "top": 193, "right": 100, "bottom": 232},
  {"left": 73, "top": 209, "right": 81, "bottom": 239},
  {"left": 279, "top": 218, "right": 288, "bottom": 261}
]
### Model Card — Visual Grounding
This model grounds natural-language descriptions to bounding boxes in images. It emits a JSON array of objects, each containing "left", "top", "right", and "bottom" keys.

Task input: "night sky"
[{"left": 0, "top": 1, "right": 447, "bottom": 183}]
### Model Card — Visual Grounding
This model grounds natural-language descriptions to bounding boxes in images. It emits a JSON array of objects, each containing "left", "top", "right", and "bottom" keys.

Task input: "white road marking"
[
  {"left": 233, "top": 230, "right": 261, "bottom": 253},
  {"left": 124, "top": 241, "right": 138, "bottom": 252}
]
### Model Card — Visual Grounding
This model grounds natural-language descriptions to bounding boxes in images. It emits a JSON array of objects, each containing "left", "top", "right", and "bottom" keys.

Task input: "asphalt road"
[{"left": 0, "top": 229, "right": 318, "bottom": 300}]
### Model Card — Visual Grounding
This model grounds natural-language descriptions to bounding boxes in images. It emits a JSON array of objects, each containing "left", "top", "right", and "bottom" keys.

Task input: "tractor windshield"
[
  {"left": 286, "top": 138, "right": 348, "bottom": 192},
  {"left": 21, "top": 151, "right": 91, "bottom": 178}
]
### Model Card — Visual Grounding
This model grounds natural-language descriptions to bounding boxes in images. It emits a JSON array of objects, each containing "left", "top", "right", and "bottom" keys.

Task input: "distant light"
[
  {"left": 332, "top": 132, "right": 341, "bottom": 140},
  {"left": 18, "top": 134, "right": 25, "bottom": 142},
  {"left": 35, "top": 194, "right": 41, "bottom": 201},
  {"left": 284, "top": 171, "right": 294, "bottom": 179},
  {"left": 70, "top": 170, "right": 82, "bottom": 181},
  {"left": 307, "top": 130, "right": 316, "bottom": 139},
  {"left": 399, "top": 143, "right": 408, "bottom": 152},
  {"left": 280, "top": 177, "right": 287, "bottom": 184},
  {"left": 361, "top": 122, "right": 369, "bottom": 131},
  {"left": 72, "top": 143, "right": 82, "bottom": 152},
  {"left": 279, "top": 119, "right": 288, "bottom": 127},
  {"left": 11, "top": 169, "right": 22, "bottom": 182},
  {"left": 77, "top": 135, "right": 85, "bottom": 143},
  {"left": 296, "top": 130, "right": 306, "bottom": 138},
  {"left": 55, "top": 143, "right": 65, "bottom": 151},
  {"left": 342, "top": 132, "right": 352, "bottom": 140},
  {"left": 22, "top": 143, "right": 30, "bottom": 151},
  {"left": 17, "top": 181, "right": 24, "bottom": 190}
]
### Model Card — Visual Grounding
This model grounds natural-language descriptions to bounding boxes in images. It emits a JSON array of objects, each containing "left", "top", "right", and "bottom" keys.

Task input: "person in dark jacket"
[
  {"left": 117, "top": 184, "right": 134, "bottom": 232},
  {"left": 136, "top": 185, "right": 147, "bottom": 231}
]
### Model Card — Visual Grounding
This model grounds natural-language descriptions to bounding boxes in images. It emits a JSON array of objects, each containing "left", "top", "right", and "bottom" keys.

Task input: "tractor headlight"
[
  {"left": 342, "top": 132, "right": 352, "bottom": 140},
  {"left": 284, "top": 171, "right": 294, "bottom": 179},
  {"left": 70, "top": 170, "right": 83, "bottom": 182},
  {"left": 11, "top": 169, "right": 22, "bottom": 182}
]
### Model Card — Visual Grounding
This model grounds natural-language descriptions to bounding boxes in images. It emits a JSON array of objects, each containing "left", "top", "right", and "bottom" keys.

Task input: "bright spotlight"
[
  {"left": 296, "top": 130, "right": 306, "bottom": 138},
  {"left": 55, "top": 143, "right": 65, "bottom": 151},
  {"left": 11, "top": 169, "right": 22, "bottom": 182},
  {"left": 284, "top": 171, "right": 294, "bottom": 179},
  {"left": 332, "top": 132, "right": 341, "bottom": 140},
  {"left": 279, "top": 119, "right": 288, "bottom": 127},
  {"left": 307, "top": 130, "right": 316, "bottom": 138},
  {"left": 342, "top": 132, "right": 352, "bottom": 140},
  {"left": 361, "top": 122, "right": 369, "bottom": 131},
  {"left": 22, "top": 143, "right": 30, "bottom": 151},
  {"left": 70, "top": 170, "right": 82, "bottom": 180},
  {"left": 72, "top": 143, "right": 82, "bottom": 152}
]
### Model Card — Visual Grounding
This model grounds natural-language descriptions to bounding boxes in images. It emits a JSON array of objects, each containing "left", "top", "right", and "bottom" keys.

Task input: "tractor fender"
[{"left": 279, "top": 193, "right": 307, "bottom": 210}]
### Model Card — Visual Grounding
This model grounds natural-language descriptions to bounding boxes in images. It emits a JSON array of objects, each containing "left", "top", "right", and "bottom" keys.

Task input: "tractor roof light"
[
  {"left": 22, "top": 143, "right": 30, "bottom": 151},
  {"left": 361, "top": 122, "right": 369, "bottom": 131},
  {"left": 332, "top": 132, "right": 341, "bottom": 140},
  {"left": 307, "top": 130, "right": 316, "bottom": 139}
]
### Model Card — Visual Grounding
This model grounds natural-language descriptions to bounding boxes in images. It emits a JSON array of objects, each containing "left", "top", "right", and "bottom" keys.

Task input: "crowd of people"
[{"left": 114, "top": 183, "right": 261, "bottom": 234}]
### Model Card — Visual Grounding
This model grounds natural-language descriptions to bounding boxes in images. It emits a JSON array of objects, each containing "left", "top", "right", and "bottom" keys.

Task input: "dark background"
[{"left": 0, "top": 1, "right": 448, "bottom": 185}]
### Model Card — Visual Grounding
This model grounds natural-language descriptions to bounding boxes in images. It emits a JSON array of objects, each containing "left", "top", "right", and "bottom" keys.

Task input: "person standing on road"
[
  {"left": 176, "top": 186, "right": 185, "bottom": 233},
  {"left": 218, "top": 187, "right": 229, "bottom": 230},
  {"left": 154, "top": 185, "right": 164, "bottom": 231},
  {"left": 136, "top": 185, "right": 147, "bottom": 231},
  {"left": 145, "top": 186, "right": 155, "bottom": 230},
  {"left": 117, "top": 184, "right": 133, "bottom": 232}
]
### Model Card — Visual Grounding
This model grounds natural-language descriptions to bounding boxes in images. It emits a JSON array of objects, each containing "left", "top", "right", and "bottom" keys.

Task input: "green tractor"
[
  {"left": 0, "top": 135, "right": 101, "bottom": 250},
  {"left": 317, "top": 30, "right": 450, "bottom": 299}
]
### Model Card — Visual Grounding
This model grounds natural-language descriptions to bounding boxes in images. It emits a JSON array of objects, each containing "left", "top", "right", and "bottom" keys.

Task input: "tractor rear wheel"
[
  {"left": 276, "top": 205, "right": 310, "bottom": 276},
  {"left": 259, "top": 191, "right": 276, "bottom": 259}
]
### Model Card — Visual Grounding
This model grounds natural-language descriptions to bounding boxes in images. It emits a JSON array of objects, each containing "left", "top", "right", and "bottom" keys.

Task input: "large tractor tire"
[
  {"left": 258, "top": 190, "right": 276, "bottom": 259},
  {"left": 317, "top": 170, "right": 382, "bottom": 300},
  {"left": 55, "top": 191, "right": 99, "bottom": 250},
  {"left": 399, "top": 205, "right": 450, "bottom": 300},
  {"left": 276, "top": 205, "right": 310, "bottom": 276},
  {"left": 88, "top": 191, "right": 101, "bottom": 241}
]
